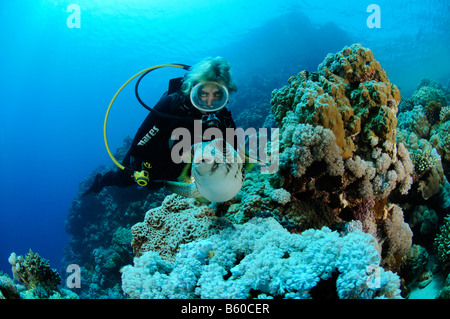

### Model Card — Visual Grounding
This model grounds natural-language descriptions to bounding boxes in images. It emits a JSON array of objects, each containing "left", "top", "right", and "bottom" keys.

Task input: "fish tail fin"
[{"left": 164, "top": 180, "right": 202, "bottom": 198}]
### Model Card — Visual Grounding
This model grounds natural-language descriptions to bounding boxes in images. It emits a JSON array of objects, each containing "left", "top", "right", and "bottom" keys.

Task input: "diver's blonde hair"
[{"left": 181, "top": 56, "right": 237, "bottom": 96}]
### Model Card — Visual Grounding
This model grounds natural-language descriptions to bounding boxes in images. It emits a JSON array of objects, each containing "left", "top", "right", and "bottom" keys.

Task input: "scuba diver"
[{"left": 84, "top": 56, "right": 238, "bottom": 196}]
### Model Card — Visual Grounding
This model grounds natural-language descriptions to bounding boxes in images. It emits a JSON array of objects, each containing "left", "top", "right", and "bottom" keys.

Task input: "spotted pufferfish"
[{"left": 164, "top": 138, "right": 263, "bottom": 203}]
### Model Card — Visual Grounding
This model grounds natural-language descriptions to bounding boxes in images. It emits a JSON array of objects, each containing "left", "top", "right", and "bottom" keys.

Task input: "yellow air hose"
[{"left": 103, "top": 64, "right": 188, "bottom": 172}]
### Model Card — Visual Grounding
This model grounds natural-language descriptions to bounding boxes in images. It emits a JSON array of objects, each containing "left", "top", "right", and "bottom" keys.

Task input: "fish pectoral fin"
[
  {"left": 177, "top": 162, "right": 192, "bottom": 183},
  {"left": 243, "top": 154, "right": 269, "bottom": 172},
  {"left": 244, "top": 162, "right": 257, "bottom": 172},
  {"left": 245, "top": 154, "right": 269, "bottom": 166},
  {"left": 164, "top": 181, "right": 202, "bottom": 198},
  {"left": 195, "top": 197, "right": 211, "bottom": 204}
]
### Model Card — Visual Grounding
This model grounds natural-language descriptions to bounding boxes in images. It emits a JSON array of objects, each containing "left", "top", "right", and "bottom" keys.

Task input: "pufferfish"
[{"left": 164, "top": 138, "right": 261, "bottom": 203}]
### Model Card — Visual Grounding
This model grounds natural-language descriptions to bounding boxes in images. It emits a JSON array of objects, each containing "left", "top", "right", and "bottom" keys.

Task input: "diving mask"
[{"left": 190, "top": 81, "right": 229, "bottom": 112}]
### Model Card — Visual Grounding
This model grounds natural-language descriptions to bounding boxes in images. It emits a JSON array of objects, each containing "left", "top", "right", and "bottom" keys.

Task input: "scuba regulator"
[
  {"left": 202, "top": 113, "right": 221, "bottom": 128},
  {"left": 103, "top": 63, "right": 190, "bottom": 187},
  {"left": 133, "top": 162, "right": 152, "bottom": 186}
]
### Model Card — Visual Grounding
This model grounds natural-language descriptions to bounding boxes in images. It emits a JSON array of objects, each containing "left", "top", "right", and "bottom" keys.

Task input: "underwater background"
[{"left": 0, "top": 0, "right": 449, "bottom": 299}]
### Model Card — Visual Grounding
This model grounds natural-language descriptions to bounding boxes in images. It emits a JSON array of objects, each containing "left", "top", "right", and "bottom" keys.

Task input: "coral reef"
[
  {"left": 441, "top": 180, "right": 450, "bottom": 209},
  {"left": 119, "top": 44, "right": 432, "bottom": 299},
  {"left": 400, "top": 245, "right": 429, "bottom": 289},
  {"left": 0, "top": 273, "right": 21, "bottom": 299},
  {"left": 8, "top": 250, "right": 61, "bottom": 294},
  {"left": 122, "top": 217, "right": 402, "bottom": 299},
  {"left": 393, "top": 78, "right": 450, "bottom": 294},
  {"left": 270, "top": 44, "right": 413, "bottom": 218},
  {"left": 220, "top": 173, "right": 338, "bottom": 233},
  {"left": 440, "top": 106, "right": 450, "bottom": 123},
  {"left": 382, "top": 204, "right": 413, "bottom": 271},
  {"left": 131, "top": 194, "right": 231, "bottom": 262},
  {"left": 397, "top": 78, "right": 450, "bottom": 183},
  {"left": 434, "top": 215, "right": 450, "bottom": 271},
  {"left": 62, "top": 137, "right": 170, "bottom": 298},
  {"left": 62, "top": 46, "right": 449, "bottom": 300},
  {"left": 410, "top": 149, "right": 441, "bottom": 175},
  {"left": 270, "top": 187, "right": 291, "bottom": 205},
  {"left": 409, "top": 205, "right": 439, "bottom": 236},
  {"left": 5, "top": 250, "right": 76, "bottom": 299},
  {"left": 425, "top": 101, "right": 443, "bottom": 126},
  {"left": 393, "top": 81, "right": 450, "bottom": 299},
  {"left": 437, "top": 273, "right": 450, "bottom": 299},
  {"left": 396, "top": 129, "right": 445, "bottom": 200},
  {"left": 411, "top": 79, "right": 448, "bottom": 107},
  {"left": 431, "top": 121, "right": 450, "bottom": 163},
  {"left": 397, "top": 105, "right": 430, "bottom": 139},
  {"left": 279, "top": 123, "right": 344, "bottom": 179},
  {"left": 272, "top": 44, "right": 401, "bottom": 158},
  {"left": 267, "top": 44, "right": 415, "bottom": 274}
]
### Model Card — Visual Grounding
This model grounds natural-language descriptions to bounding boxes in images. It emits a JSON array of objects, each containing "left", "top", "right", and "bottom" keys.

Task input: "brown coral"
[
  {"left": 271, "top": 44, "right": 412, "bottom": 214},
  {"left": 425, "top": 101, "right": 442, "bottom": 125},
  {"left": 272, "top": 45, "right": 401, "bottom": 163},
  {"left": 382, "top": 204, "right": 413, "bottom": 272},
  {"left": 131, "top": 194, "right": 230, "bottom": 262}
]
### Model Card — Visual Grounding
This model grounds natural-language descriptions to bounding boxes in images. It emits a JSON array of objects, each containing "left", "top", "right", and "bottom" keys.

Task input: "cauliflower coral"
[{"left": 121, "top": 217, "right": 401, "bottom": 299}]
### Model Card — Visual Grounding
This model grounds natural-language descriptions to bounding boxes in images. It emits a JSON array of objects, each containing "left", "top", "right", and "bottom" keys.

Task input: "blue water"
[{"left": 0, "top": 0, "right": 449, "bottom": 276}]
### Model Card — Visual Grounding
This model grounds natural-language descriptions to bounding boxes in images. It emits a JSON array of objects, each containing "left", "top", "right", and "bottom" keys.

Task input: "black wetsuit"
[{"left": 97, "top": 90, "right": 236, "bottom": 191}]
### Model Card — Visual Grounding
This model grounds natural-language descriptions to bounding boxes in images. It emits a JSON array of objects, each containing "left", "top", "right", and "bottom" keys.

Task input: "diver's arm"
[
  {"left": 128, "top": 94, "right": 173, "bottom": 161},
  {"left": 131, "top": 95, "right": 173, "bottom": 146}
]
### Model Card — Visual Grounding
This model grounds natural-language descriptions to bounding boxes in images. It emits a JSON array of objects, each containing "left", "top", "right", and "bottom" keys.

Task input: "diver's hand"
[{"left": 145, "top": 180, "right": 164, "bottom": 190}]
